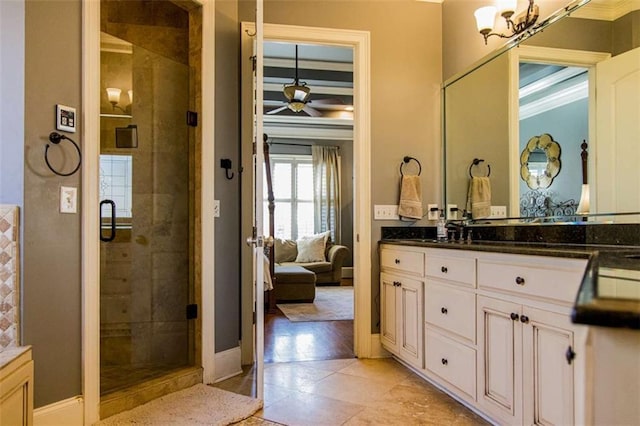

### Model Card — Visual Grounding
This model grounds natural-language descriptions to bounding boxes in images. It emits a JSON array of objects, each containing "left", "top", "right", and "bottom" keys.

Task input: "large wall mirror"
[{"left": 444, "top": 0, "right": 640, "bottom": 222}]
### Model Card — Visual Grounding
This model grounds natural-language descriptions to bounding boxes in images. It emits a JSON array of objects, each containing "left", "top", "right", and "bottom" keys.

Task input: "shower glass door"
[{"left": 99, "top": 2, "right": 194, "bottom": 395}]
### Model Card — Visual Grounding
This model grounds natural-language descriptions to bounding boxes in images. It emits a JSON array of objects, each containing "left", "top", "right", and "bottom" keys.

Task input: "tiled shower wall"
[{"left": 0, "top": 205, "right": 20, "bottom": 349}]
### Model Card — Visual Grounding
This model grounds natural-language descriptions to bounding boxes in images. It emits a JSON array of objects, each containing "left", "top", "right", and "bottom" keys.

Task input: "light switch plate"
[
  {"left": 56, "top": 104, "right": 76, "bottom": 133},
  {"left": 374, "top": 205, "right": 399, "bottom": 220},
  {"left": 490, "top": 205, "right": 507, "bottom": 218},
  {"left": 60, "top": 186, "right": 77, "bottom": 213}
]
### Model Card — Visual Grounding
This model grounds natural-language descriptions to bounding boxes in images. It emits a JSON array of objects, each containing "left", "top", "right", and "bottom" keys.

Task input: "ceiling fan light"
[
  {"left": 284, "top": 84, "right": 310, "bottom": 103},
  {"left": 288, "top": 101, "right": 306, "bottom": 113}
]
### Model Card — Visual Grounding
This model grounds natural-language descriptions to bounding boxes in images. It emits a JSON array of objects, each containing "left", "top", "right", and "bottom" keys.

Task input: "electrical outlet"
[
  {"left": 427, "top": 204, "right": 439, "bottom": 220},
  {"left": 490, "top": 205, "right": 507, "bottom": 218},
  {"left": 374, "top": 205, "right": 399, "bottom": 220},
  {"left": 447, "top": 204, "right": 458, "bottom": 220},
  {"left": 60, "top": 186, "right": 77, "bottom": 214},
  {"left": 213, "top": 200, "right": 220, "bottom": 218}
]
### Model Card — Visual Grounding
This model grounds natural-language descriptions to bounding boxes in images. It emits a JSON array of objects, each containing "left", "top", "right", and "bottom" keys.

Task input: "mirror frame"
[{"left": 520, "top": 133, "right": 562, "bottom": 190}]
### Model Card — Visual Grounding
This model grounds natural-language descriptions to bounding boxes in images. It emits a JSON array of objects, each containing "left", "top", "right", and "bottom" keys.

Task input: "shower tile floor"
[{"left": 101, "top": 364, "right": 187, "bottom": 395}]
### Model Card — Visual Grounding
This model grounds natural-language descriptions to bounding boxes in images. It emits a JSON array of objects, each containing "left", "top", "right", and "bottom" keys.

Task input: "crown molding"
[{"left": 572, "top": 0, "right": 640, "bottom": 21}]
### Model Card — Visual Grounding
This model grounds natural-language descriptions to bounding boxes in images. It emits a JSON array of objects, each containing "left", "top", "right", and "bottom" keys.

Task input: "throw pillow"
[
  {"left": 295, "top": 231, "right": 330, "bottom": 263},
  {"left": 274, "top": 238, "right": 297, "bottom": 263}
]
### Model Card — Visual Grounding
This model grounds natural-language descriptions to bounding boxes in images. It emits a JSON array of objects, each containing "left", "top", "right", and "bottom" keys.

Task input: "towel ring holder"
[
  {"left": 400, "top": 156, "right": 422, "bottom": 176},
  {"left": 469, "top": 158, "right": 490, "bottom": 178},
  {"left": 45, "top": 132, "right": 82, "bottom": 177}
]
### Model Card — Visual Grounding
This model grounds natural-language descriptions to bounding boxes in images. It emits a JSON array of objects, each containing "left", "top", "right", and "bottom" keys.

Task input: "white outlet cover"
[
  {"left": 427, "top": 204, "right": 439, "bottom": 220},
  {"left": 60, "top": 186, "right": 77, "bottom": 213}
]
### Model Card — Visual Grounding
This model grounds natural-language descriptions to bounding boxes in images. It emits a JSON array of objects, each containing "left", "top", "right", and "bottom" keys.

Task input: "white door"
[
  {"left": 477, "top": 295, "right": 522, "bottom": 425},
  {"left": 399, "top": 276, "right": 424, "bottom": 369},
  {"left": 245, "top": 0, "right": 266, "bottom": 401},
  {"left": 522, "top": 307, "right": 575, "bottom": 426},
  {"left": 380, "top": 273, "right": 399, "bottom": 354},
  {"left": 595, "top": 47, "right": 640, "bottom": 215}
]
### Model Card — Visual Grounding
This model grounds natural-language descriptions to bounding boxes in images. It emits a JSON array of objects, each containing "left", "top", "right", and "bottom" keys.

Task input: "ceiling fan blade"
[
  {"left": 309, "top": 98, "right": 344, "bottom": 105},
  {"left": 302, "top": 105, "right": 322, "bottom": 117},
  {"left": 266, "top": 105, "right": 288, "bottom": 115}
]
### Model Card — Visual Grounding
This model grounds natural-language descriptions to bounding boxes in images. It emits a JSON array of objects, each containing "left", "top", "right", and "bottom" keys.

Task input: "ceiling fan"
[{"left": 266, "top": 45, "right": 345, "bottom": 117}]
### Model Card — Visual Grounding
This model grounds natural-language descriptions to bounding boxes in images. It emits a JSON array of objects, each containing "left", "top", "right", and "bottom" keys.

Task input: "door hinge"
[
  {"left": 186, "top": 304, "right": 198, "bottom": 320},
  {"left": 251, "top": 55, "right": 257, "bottom": 72},
  {"left": 187, "top": 111, "right": 198, "bottom": 127}
]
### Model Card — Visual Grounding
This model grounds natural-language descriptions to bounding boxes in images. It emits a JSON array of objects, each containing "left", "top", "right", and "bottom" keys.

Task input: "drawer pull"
[
  {"left": 441, "top": 307, "right": 448, "bottom": 314},
  {"left": 515, "top": 276, "right": 525, "bottom": 285},
  {"left": 393, "top": 281, "right": 402, "bottom": 287},
  {"left": 441, "top": 358, "right": 448, "bottom": 365},
  {"left": 395, "top": 258, "right": 400, "bottom": 264},
  {"left": 520, "top": 315, "right": 530, "bottom": 324},
  {"left": 510, "top": 312, "right": 519, "bottom": 321},
  {"left": 441, "top": 266, "right": 448, "bottom": 273}
]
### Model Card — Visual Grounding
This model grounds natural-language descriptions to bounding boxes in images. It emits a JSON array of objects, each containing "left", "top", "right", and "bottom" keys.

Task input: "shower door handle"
[{"left": 100, "top": 199, "right": 116, "bottom": 242}]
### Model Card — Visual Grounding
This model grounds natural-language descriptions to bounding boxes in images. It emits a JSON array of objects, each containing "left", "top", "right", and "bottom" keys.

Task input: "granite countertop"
[
  {"left": 0, "top": 346, "right": 31, "bottom": 370},
  {"left": 380, "top": 225, "right": 640, "bottom": 331}
]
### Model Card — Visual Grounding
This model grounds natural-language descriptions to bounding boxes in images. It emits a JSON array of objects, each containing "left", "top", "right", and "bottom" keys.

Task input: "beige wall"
[
  {"left": 23, "top": 0, "right": 82, "bottom": 407},
  {"left": 244, "top": 0, "right": 443, "bottom": 332}
]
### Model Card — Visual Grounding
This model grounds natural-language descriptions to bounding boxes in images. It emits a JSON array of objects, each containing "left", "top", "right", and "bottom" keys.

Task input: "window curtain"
[{"left": 312, "top": 145, "right": 341, "bottom": 243}]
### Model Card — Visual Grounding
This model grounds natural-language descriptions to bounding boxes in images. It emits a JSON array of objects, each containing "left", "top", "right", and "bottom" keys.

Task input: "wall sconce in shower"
[
  {"left": 106, "top": 87, "right": 133, "bottom": 114},
  {"left": 474, "top": 0, "right": 539, "bottom": 45}
]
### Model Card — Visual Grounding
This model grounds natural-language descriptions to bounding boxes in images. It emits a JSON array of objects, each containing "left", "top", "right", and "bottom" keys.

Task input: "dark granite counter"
[{"left": 381, "top": 224, "right": 640, "bottom": 331}]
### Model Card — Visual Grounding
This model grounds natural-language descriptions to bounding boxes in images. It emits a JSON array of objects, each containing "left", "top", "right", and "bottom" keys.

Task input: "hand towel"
[
  {"left": 398, "top": 175, "right": 423, "bottom": 220},
  {"left": 263, "top": 252, "right": 273, "bottom": 291},
  {"left": 466, "top": 176, "right": 491, "bottom": 219}
]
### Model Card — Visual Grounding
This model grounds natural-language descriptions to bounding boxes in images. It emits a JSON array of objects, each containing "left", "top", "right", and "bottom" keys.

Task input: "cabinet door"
[
  {"left": 399, "top": 276, "right": 424, "bottom": 369},
  {"left": 477, "top": 295, "right": 522, "bottom": 425},
  {"left": 522, "top": 306, "right": 575, "bottom": 426},
  {"left": 380, "top": 273, "right": 399, "bottom": 354}
]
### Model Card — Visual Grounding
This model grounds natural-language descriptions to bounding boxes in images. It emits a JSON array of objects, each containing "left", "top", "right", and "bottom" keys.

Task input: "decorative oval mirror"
[{"left": 520, "top": 133, "right": 561, "bottom": 189}]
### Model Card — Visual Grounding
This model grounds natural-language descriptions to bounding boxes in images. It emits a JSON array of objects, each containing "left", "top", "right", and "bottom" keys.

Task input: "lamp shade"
[
  {"left": 576, "top": 183, "right": 590, "bottom": 214},
  {"left": 106, "top": 87, "right": 121, "bottom": 104},
  {"left": 475, "top": 6, "right": 497, "bottom": 33},
  {"left": 498, "top": 0, "right": 517, "bottom": 15}
]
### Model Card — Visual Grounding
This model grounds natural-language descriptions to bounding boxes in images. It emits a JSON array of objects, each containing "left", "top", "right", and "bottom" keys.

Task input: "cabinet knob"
[
  {"left": 441, "top": 266, "right": 448, "bottom": 273},
  {"left": 515, "top": 276, "right": 525, "bottom": 285},
  {"left": 441, "top": 358, "right": 448, "bottom": 365},
  {"left": 393, "top": 281, "right": 401, "bottom": 287},
  {"left": 520, "top": 315, "right": 529, "bottom": 324},
  {"left": 510, "top": 312, "right": 519, "bottom": 321},
  {"left": 565, "top": 346, "right": 576, "bottom": 365},
  {"left": 395, "top": 258, "right": 400, "bottom": 264},
  {"left": 441, "top": 307, "right": 448, "bottom": 314}
]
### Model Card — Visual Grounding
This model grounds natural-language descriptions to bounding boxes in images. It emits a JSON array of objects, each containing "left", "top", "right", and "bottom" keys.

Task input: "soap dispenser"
[{"left": 436, "top": 209, "right": 447, "bottom": 241}]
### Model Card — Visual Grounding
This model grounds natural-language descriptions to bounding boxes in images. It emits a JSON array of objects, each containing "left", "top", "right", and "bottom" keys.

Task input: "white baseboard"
[
  {"left": 34, "top": 396, "right": 84, "bottom": 426},
  {"left": 342, "top": 267, "right": 354, "bottom": 278},
  {"left": 213, "top": 346, "right": 242, "bottom": 382},
  {"left": 369, "top": 333, "right": 392, "bottom": 358}
]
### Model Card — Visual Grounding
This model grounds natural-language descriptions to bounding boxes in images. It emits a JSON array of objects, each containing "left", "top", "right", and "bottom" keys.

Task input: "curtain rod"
[{"left": 268, "top": 142, "right": 339, "bottom": 149}]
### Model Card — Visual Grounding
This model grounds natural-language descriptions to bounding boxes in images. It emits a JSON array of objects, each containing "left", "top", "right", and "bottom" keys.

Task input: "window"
[
  {"left": 264, "top": 154, "right": 314, "bottom": 240},
  {"left": 100, "top": 154, "right": 133, "bottom": 223}
]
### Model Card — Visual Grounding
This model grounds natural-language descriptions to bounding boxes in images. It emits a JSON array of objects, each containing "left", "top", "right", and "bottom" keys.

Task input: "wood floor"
[{"left": 265, "top": 281, "right": 355, "bottom": 363}]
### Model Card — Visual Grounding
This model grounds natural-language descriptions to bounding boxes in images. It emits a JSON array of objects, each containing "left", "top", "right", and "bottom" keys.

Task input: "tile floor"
[{"left": 215, "top": 357, "right": 489, "bottom": 426}]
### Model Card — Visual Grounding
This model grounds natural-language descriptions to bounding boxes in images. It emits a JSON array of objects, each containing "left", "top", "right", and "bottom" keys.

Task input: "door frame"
[
  {"left": 240, "top": 23, "right": 372, "bottom": 363},
  {"left": 507, "top": 46, "right": 611, "bottom": 216},
  {"left": 81, "top": 0, "right": 216, "bottom": 423}
]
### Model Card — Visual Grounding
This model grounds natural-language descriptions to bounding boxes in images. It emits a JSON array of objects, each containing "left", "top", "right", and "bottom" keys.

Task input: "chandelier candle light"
[{"left": 475, "top": 0, "right": 539, "bottom": 44}]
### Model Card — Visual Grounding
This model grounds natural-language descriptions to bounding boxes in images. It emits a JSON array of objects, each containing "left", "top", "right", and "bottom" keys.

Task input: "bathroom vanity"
[
  {"left": 379, "top": 233, "right": 640, "bottom": 425},
  {"left": 0, "top": 346, "right": 34, "bottom": 425}
]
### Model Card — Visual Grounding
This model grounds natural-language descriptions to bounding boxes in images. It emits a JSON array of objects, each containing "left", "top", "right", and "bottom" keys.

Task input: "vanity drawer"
[
  {"left": 426, "top": 252, "right": 476, "bottom": 287},
  {"left": 425, "top": 282, "right": 475, "bottom": 343},
  {"left": 477, "top": 254, "right": 587, "bottom": 304},
  {"left": 425, "top": 327, "right": 476, "bottom": 400},
  {"left": 380, "top": 247, "right": 424, "bottom": 276}
]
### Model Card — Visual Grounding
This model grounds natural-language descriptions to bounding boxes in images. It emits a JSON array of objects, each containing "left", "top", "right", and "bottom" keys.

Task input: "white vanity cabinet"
[
  {"left": 423, "top": 249, "right": 477, "bottom": 400},
  {"left": 379, "top": 243, "right": 589, "bottom": 426},
  {"left": 0, "top": 346, "right": 34, "bottom": 426},
  {"left": 476, "top": 253, "right": 587, "bottom": 426},
  {"left": 380, "top": 246, "right": 425, "bottom": 369}
]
